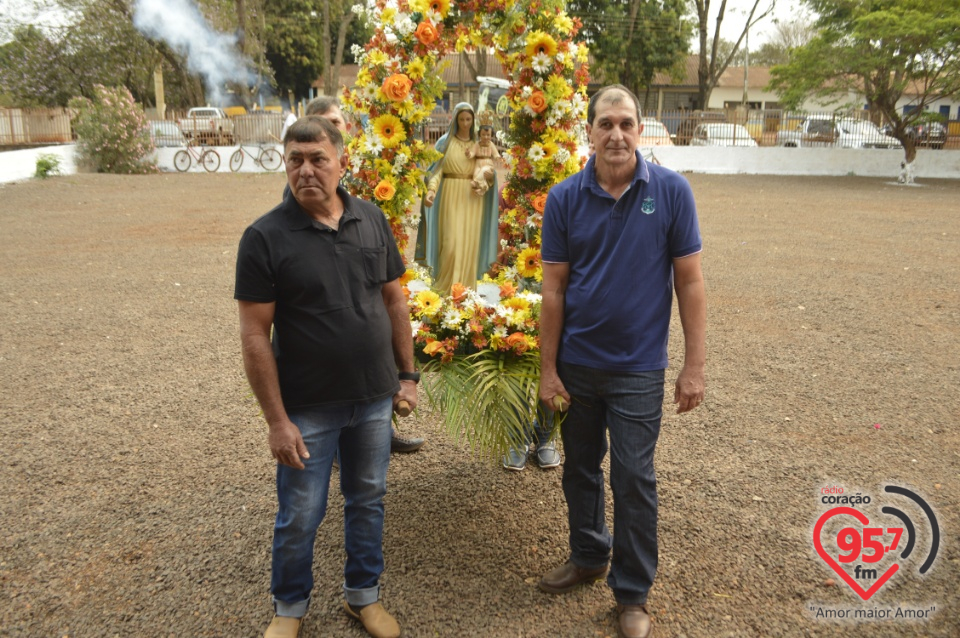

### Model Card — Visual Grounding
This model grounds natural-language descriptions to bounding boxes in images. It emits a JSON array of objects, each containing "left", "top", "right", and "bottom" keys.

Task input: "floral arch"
[
  {"left": 340, "top": 0, "right": 591, "bottom": 454},
  {"left": 342, "top": 0, "right": 589, "bottom": 260}
]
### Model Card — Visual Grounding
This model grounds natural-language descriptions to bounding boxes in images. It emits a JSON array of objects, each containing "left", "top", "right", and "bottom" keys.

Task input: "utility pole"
[{"left": 742, "top": 22, "right": 749, "bottom": 107}]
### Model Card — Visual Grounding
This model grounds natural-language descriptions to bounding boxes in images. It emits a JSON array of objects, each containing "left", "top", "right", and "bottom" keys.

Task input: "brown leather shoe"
[
  {"left": 538, "top": 560, "right": 609, "bottom": 594},
  {"left": 344, "top": 601, "right": 401, "bottom": 638},
  {"left": 617, "top": 604, "right": 652, "bottom": 638},
  {"left": 263, "top": 615, "right": 301, "bottom": 638}
]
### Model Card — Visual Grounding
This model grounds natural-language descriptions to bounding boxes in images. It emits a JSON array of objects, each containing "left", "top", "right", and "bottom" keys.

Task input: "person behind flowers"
[
  {"left": 537, "top": 85, "right": 706, "bottom": 638},
  {"left": 415, "top": 102, "right": 499, "bottom": 292},
  {"left": 236, "top": 116, "right": 417, "bottom": 638}
]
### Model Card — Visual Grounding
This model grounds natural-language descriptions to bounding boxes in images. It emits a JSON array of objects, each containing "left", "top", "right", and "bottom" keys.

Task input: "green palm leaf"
[{"left": 421, "top": 351, "right": 559, "bottom": 461}]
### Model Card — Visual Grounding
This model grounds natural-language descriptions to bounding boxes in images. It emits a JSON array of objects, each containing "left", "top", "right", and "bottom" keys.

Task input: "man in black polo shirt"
[{"left": 236, "top": 116, "right": 416, "bottom": 638}]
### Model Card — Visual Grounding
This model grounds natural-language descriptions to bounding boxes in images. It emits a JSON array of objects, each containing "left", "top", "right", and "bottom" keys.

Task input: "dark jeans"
[
  {"left": 271, "top": 398, "right": 392, "bottom": 617},
  {"left": 558, "top": 361, "right": 665, "bottom": 605}
]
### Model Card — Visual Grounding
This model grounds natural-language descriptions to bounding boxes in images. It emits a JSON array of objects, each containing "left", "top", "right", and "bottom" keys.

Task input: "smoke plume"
[{"left": 132, "top": 0, "right": 254, "bottom": 106}]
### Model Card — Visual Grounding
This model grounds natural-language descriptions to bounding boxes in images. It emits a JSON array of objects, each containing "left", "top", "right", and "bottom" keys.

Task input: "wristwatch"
[{"left": 398, "top": 371, "right": 421, "bottom": 384}]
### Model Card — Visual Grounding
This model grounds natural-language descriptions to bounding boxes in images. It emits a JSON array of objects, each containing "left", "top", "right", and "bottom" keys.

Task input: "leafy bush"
[
  {"left": 34, "top": 153, "right": 62, "bottom": 179},
  {"left": 68, "top": 85, "right": 157, "bottom": 174}
]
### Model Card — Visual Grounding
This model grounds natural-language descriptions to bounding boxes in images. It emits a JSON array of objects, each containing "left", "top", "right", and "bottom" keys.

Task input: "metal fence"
[
  {"left": 421, "top": 109, "right": 959, "bottom": 149},
  {"left": 3, "top": 105, "right": 957, "bottom": 150},
  {"left": 0, "top": 108, "right": 74, "bottom": 146}
]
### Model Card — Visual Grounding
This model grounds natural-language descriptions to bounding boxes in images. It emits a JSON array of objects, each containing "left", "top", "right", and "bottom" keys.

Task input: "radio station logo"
[{"left": 812, "top": 484, "right": 940, "bottom": 604}]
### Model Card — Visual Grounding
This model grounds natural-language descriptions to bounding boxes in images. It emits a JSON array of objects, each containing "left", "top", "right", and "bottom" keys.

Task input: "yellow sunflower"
[
  {"left": 525, "top": 31, "right": 558, "bottom": 59},
  {"left": 414, "top": 290, "right": 442, "bottom": 316},
  {"left": 428, "top": 0, "right": 450, "bottom": 17},
  {"left": 372, "top": 114, "right": 407, "bottom": 149},
  {"left": 516, "top": 247, "right": 541, "bottom": 279}
]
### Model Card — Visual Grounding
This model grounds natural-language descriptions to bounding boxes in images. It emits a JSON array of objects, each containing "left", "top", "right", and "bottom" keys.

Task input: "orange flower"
[
  {"left": 450, "top": 282, "right": 468, "bottom": 303},
  {"left": 415, "top": 21, "right": 439, "bottom": 45},
  {"left": 505, "top": 332, "right": 529, "bottom": 354},
  {"left": 499, "top": 281, "right": 518, "bottom": 298},
  {"left": 531, "top": 193, "right": 548, "bottom": 213},
  {"left": 381, "top": 73, "right": 413, "bottom": 102},
  {"left": 527, "top": 90, "right": 548, "bottom": 114},
  {"left": 423, "top": 339, "right": 444, "bottom": 356},
  {"left": 374, "top": 180, "right": 397, "bottom": 201}
]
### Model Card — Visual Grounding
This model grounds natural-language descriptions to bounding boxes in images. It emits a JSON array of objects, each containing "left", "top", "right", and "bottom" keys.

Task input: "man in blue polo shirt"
[
  {"left": 236, "top": 116, "right": 416, "bottom": 638},
  {"left": 537, "top": 85, "right": 706, "bottom": 638}
]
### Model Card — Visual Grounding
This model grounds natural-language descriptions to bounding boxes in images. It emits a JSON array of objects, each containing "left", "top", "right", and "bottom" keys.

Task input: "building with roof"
[{"left": 313, "top": 53, "right": 960, "bottom": 121}]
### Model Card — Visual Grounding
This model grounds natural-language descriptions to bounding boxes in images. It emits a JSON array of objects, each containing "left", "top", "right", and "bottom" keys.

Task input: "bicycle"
[
  {"left": 173, "top": 142, "right": 221, "bottom": 173},
  {"left": 641, "top": 148, "right": 661, "bottom": 166},
  {"left": 229, "top": 142, "right": 283, "bottom": 172}
]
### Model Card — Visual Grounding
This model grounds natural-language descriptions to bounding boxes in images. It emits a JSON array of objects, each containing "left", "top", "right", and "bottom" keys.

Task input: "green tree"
[
  {"left": 0, "top": 0, "right": 206, "bottom": 108},
  {"left": 570, "top": 0, "right": 691, "bottom": 109},
  {"left": 264, "top": 0, "right": 327, "bottom": 101},
  {"left": 768, "top": 0, "right": 960, "bottom": 177}
]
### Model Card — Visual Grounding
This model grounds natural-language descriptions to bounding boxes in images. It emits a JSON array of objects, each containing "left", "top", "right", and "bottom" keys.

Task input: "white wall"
[
  {"left": 0, "top": 145, "right": 77, "bottom": 183},
  {"left": 0, "top": 144, "right": 285, "bottom": 184},
  {"left": 4, "top": 144, "right": 959, "bottom": 185},
  {"left": 652, "top": 146, "right": 960, "bottom": 178}
]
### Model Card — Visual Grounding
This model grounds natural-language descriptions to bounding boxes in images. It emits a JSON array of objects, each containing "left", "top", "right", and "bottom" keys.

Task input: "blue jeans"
[
  {"left": 271, "top": 397, "right": 393, "bottom": 617},
  {"left": 557, "top": 362, "right": 665, "bottom": 605}
]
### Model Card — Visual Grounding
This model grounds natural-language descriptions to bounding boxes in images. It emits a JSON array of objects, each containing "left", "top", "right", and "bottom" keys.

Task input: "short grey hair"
[
  {"left": 283, "top": 115, "right": 344, "bottom": 156},
  {"left": 305, "top": 96, "right": 341, "bottom": 117},
  {"left": 587, "top": 85, "right": 642, "bottom": 125}
]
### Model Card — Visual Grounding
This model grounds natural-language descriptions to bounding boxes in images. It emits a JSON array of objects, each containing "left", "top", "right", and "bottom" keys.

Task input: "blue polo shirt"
[{"left": 541, "top": 152, "right": 701, "bottom": 371}]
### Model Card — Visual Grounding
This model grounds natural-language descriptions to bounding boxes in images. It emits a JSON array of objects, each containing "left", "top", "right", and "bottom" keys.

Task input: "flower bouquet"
[{"left": 402, "top": 262, "right": 553, "bottom": 458}]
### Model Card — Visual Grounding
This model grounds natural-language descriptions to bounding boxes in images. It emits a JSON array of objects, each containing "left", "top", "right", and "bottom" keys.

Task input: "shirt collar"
[
  {"left": 579, "top": 150, "right": 650, "bottom": 196},
  {"left": 282, "top": 185, "right": 358, "bottom": 231}
]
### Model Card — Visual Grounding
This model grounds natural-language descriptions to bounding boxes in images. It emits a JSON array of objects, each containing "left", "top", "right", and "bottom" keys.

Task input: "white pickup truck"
[
  {"left": 777, "top": 116, "right": 901, "bottom": 149},
  {"left": 178, "top": 107, "right": 235, "bottom": 145}
]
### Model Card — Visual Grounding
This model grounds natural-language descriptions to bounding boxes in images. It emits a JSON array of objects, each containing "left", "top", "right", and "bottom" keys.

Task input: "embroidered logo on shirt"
[{"left": 641, "top": 197, "right": 656, "bottom": 215}]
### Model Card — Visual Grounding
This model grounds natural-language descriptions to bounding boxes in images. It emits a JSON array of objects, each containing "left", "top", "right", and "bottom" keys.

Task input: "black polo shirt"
[{"left": 235, "top": 186, "right": 406, "bottom": 409}]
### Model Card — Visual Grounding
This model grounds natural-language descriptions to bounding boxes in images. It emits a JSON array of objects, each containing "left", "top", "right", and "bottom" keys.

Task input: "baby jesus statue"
[{"left": 465, "top": 124, "right": 500, "bottom": 197}]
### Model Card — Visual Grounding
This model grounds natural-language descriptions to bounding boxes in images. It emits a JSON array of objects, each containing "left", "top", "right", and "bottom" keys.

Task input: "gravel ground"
[{"left": 1, "top": 172, "right": 958, "bottom": 638}]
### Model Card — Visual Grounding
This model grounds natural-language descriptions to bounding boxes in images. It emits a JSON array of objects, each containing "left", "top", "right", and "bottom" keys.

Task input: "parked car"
[
  {"left": 178, "top": 107, "right": 235, "bottom": 145},
  {"left": 638, "top": 118, "right": 674, "bottom": 146},
  {"left": 148, "top": 121, "right": 187, "bottom": 147},
  {"left": 690, "top": 123, "right": 758, "bottom": 147},
  {"left": 880, "top": 121, "right": 947, "bottom": 150},
  {"left": 777, "top": 116, "right": 901, "bottom": 149},
  {"left": 675, "top": 111, "right": 727, "bottom": 145}
]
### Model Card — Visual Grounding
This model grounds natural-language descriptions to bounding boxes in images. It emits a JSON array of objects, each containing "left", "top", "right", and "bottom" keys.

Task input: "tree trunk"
[
  {"left": 899, "top": 138, "right": 918, "bottom": 185},
  {"left": 322, "top": 0, "right": 334, "bottom": 94},
  {"left": 233, "top": 0, "right": 252, "bottom": 108},
  {"left": 329, "top": 10, "right": 355, "bottom": 98},
  {"left": 460, "top": 51, "right": 488, "bottom": 91}
]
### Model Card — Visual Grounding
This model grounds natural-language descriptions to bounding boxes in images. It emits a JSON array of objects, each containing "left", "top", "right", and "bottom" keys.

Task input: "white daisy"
[
  {"left": 527, "top": 144, "right": 545, "bottom": 161},
  {"left": 531, "top": 53, "right": 552, "bottom": 73}
]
